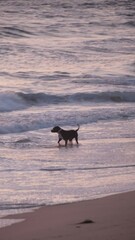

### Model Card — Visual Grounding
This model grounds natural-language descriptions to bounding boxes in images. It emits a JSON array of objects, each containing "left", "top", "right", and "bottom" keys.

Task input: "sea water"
[{"left": 0, "top": 0, "right": 135, "bottom": 227}]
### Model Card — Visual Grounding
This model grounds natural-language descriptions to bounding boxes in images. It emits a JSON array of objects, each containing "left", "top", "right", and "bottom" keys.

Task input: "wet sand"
[{"left": 0, "top": 191, "right": 135, "bottom": 240}]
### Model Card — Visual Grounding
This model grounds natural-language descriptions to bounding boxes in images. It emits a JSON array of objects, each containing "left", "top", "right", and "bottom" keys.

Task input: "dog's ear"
[
  {"left": 55, "top": 126, "right": 61, "bottom": 131},
  {"left": 51, "top": 126, "right": 61, "bottom": 132}
]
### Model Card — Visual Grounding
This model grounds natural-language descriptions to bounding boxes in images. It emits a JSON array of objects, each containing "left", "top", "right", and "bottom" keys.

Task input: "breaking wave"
[{"left": 0, "top": 91, "right": 135, "bottom": 113}]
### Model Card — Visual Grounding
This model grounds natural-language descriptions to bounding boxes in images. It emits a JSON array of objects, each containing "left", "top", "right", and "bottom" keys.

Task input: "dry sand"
[{"left": 0, "top": 191, "right": 135, "bottom": 240}]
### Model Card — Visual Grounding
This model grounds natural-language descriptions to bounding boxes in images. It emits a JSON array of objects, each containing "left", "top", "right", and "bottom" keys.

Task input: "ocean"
[{"left": 0, "top": 0, "right": 135, "bottom": 227}]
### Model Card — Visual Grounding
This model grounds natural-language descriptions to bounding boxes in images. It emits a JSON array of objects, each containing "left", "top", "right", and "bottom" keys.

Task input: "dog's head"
[{"left": 51, "top": 126, "right": 61, "bottom": 133}]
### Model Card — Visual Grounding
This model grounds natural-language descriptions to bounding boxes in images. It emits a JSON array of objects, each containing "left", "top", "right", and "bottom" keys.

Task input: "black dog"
[{"left": 51, "top": 125, "right": 80, "bottom": 146}]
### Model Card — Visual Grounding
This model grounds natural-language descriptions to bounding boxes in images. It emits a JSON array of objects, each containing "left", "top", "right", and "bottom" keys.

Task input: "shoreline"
[{"left": 0, "top": 191, "right": 135, "bottom": 240}]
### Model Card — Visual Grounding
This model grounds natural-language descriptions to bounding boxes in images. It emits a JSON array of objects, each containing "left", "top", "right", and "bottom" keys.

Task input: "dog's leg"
[
  {"left": 75, "top": 136, "right": 79, "bottom": 144},
  {"left": 65, "top": 140, "right": 68, "bottom": 146},
  {"left": 58, "top": 138, "right": 62, "bottom": 145}
]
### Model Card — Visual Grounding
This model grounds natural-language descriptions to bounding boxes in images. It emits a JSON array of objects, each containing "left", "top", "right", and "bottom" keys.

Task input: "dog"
[{"left": 51, "top": 125, "right": 80, "bottom": 146}]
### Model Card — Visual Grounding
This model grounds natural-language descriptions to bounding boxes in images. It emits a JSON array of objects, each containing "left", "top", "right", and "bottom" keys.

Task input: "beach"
[
  {"left": 0, "top": 191, "right": 135, "bottom": 240},
  {"left": 0, "top": 0, "right": 135, "bottom": 237}
]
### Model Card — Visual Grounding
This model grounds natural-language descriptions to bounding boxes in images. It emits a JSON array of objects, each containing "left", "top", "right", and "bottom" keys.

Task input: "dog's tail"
[{"left": 76, "top": 124, "right": 80, "bottom": 132}]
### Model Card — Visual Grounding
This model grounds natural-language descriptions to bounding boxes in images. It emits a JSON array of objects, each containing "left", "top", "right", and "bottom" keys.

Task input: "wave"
[
  {"left": 0, "top": 26, "right": 34, "bottom": 38},
  {"left": 0, "top": 92, "right": 27, "bottom": 112},
  {"left": 0, "top": 105, "right": 135, "bottom": 135},
  {"left": 1, "top": 164, "right": 134, "bottom": 173},
  {"left": 40, "top": 164, "right": 135, "bottom": 172},
  {"left": 0, "top": 91, "right": 135, "bottom": 113},
  {"left": 123, "top": 21, "right": 135, "bottom": 27},
  {"left": 0, "top": 203, "right": 44, "bottom": 211}
]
